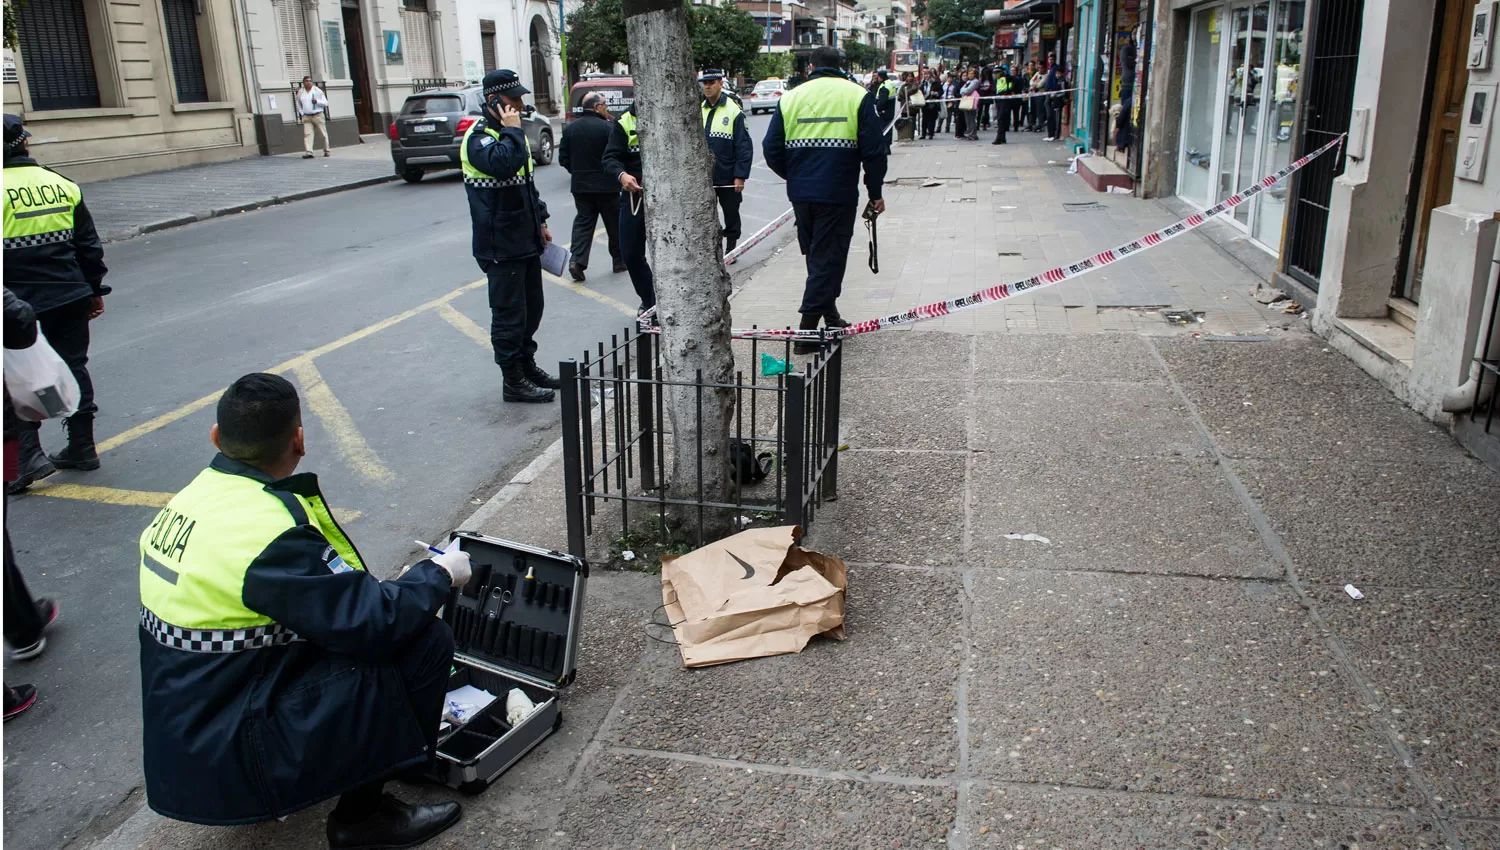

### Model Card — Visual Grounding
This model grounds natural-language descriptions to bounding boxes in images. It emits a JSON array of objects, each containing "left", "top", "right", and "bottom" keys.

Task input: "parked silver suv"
[{"left": 390, "top": 86, "right": 555, "bottom": 184}]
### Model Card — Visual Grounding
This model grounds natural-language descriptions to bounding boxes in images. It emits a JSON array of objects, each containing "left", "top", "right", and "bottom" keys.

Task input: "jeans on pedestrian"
[
  {"left": 17, "top": 295, "right": 95, "bottom": 436},
  {"left": 794, "top": 203, "right": 857, "bottom": 317},
  {"left": 954, "top": 110, "right": 967, "bottom": 139},
  {"left": 1046, "top": 98, "right": 1062, "bottom": 138},
  {"left": 569, "top": 191, "right": 622, "bottom": 271},
  {"left": 921, "top": 105, "right": 940, "bottom": 138},
  {"left": 4, "top": 530, "right": 44, "bottom": 649},
  {"left": 618, "top": 193, "right": 655, "bottom": 309},
  {"left": 715, "top": 187, "right": 743, "bottom": 244},
  {"left": 482, "top": 256, "right": 544, "bottom": 367}
]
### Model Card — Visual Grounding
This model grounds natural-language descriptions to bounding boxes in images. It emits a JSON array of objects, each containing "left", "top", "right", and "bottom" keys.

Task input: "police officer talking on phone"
[{"left": 462, "top": 69, "right": 557, "bottom": 404}]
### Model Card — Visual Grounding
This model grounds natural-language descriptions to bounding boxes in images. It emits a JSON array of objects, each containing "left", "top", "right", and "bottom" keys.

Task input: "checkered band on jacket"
[
  {"left": 465, "top": 175, "right": 530, "bottom": 188},
  {"left": 3, "top": 228, "right": 72, "bottom": 249},
  {"left": 785, "top": 138, "right": 858, "bottom": 149},
  {"left": 141, "top": 606, "right": 302, "bottom": 653}
]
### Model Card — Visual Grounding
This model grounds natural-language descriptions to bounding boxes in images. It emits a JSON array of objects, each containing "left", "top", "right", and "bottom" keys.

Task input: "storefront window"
[
  {"left": 1179, "top": 7, "right": 1222, "bottom": 206},
  {"left": 1251, "top": 0, "right": 1304, "bottom": 246}
]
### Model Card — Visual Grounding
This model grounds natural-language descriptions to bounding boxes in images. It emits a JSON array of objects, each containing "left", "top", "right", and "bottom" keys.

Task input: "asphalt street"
[{"left": 2, "top": 113, "right": 792, "bottom": 850}]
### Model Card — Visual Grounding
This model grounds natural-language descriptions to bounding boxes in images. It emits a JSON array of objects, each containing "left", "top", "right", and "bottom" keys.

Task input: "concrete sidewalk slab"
[
  {"left": 79, "top": 141, "right": 396, "bottom": 243},
  {"left": 970, "top": 381, "right": 1209, "bottom": 459},
  {"left": 805, "top": 453, "right": 967, "bottom": 567}
]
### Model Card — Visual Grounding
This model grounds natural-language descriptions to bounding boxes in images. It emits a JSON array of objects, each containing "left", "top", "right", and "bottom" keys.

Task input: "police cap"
[
  {"left": 483, "top": 69, "right": 529, "bottom": 100},
  {"left": 4, "top": 114, "right": 29, "bottom": 152},
  {"left": 697, "top": 69, "right": 725, "bottom": 82}
]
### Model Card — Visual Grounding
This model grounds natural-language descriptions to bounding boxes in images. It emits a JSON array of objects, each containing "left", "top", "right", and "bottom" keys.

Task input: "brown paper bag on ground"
[{"left": 661, "top": 526, "right": 847, "bottom": 668}]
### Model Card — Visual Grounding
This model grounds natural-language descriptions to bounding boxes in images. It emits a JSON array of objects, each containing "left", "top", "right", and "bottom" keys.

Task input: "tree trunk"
[{"left": 622, "top": 0, "right": 736, "bottom": 542}]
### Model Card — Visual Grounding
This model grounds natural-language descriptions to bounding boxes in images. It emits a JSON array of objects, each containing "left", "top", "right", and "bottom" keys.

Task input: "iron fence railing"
[
  {"left": 1469, "top": 257, "right": 1500, "bottom": 437},
  {"left": 557, "top": 325, "right": 842, "bottom": 556}
]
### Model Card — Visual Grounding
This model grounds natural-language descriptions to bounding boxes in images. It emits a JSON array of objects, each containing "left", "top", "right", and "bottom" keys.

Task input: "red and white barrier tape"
[
  {"left": 910, "top": 87, "right": 1079, "bottom": 106},
  {"left": 638, "top": 133, "right": 1345, "bottom": 340}
]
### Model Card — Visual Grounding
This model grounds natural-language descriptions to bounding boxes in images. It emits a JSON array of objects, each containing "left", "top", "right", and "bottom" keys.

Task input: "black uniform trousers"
[
  {"left": 4, "top": 531, "right": 45, "bottom": 649},
  {"left": 994, "top": 98, "right": 1010, "bottom": 143},
  {"left": 336, "top": 619, "right": 454, "bottom": 814},
  {"left": 15, "top": 295, "right": 96, "bottom": 435},
  {"left": 715, "top": 187, "right": 743, "bottom": 244},
  {"left": 794, "top": 203, "right": 858, "bottom": 317},
  {"left": 618, "top": 193, "right": 655, "bottom": 309},
  {"left": 569, "top": 191, "right": 622, "bottom": 271},
  {"left": 482, "top": 257, "right": 544, "bottom": 367},
  {"left": 921, "top": 104, "right": 940, "bottom": 138}
]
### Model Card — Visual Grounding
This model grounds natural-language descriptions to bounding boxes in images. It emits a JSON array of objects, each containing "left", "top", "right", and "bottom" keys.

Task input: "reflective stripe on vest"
[
  {"left": 881, "top": 80, "right": 901, "bottom": 99},
  {"left": 779, "top": 76, "right": 865, "bottom": 151},
  {"left": 3, "top": 165, "right": 79, "bottom": 250},
  {"left": 139, "top": 466, "right": 366, "bottom": 646},
  {"left": 618, "top": 110, "right": 641, "bottom": 153},
  {"left": 460, "top": 123, "right": 534, "bottom": 186},
  {"left": 701, "top": 96, "right": 743, "bottom": 141}
]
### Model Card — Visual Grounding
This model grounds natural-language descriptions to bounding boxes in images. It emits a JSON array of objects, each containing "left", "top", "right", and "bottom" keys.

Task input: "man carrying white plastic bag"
[{"left": 661, "top": 526, "right": 846, "bottom": 667}]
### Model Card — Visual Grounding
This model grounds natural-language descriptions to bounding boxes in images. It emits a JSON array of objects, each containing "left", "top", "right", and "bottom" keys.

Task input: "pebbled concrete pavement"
[{"left": 69, "top": 130, "right": 1500, "bottom": 850}]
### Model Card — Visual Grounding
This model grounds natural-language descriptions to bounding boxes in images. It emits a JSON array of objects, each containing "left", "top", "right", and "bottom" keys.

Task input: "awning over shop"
[{"left": 984, "top": 0, "right": 1057, "bottom": 26}]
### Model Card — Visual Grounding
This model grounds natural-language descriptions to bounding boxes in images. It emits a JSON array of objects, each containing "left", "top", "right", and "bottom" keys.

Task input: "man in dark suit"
[{"left": 558, "top": 92, "right": 625, "bottom": 282}]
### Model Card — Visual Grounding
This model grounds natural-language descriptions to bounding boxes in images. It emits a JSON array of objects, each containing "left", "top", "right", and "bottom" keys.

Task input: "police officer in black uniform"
[
  {"left": 461, "top": 70, "right": 557, "bottom": 404},
  {"left": 601, "top": 104, "right": 655, "bottom": 315},
  {"left": 2, "top": 114, "right": 109, "bottom": 493},
  {"left": 698, "top": 69, "right": 753, "bottom": 254}
]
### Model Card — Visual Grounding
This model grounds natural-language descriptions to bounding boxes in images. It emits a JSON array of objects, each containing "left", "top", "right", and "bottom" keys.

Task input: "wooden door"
[
  {"left": 1401, "top": 0, "right": 1477, "bottom": 303},
  {"left": 343, "top": 5, "right": 375, "bottom": 135}
]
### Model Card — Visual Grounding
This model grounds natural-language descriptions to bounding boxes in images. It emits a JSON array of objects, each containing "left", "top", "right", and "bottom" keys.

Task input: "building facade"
[
  {"left": 1140, "top": 0, "right": 1500, "bottom": 465},
  {"left": 450, "top": 0, "right": 569, "bottom": 114},
  {"left": 5, "top": 0, "right": 258, "bottom": 181}
]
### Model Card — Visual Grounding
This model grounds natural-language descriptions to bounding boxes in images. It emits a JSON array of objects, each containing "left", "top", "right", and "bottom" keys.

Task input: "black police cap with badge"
[
  {"left": 4, "top": 114, "right": 31, "bottom": 154},
  {"left": 483, "top": 69, "right": 530, "bottom": 103}
]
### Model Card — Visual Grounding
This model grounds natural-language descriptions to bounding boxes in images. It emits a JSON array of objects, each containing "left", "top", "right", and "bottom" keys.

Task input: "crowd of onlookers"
[{"left": 869, "top": 56, "right": 1071, "bottom": 145}]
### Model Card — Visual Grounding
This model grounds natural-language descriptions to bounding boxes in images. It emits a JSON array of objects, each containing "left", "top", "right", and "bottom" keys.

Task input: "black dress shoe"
[
  {"left": 568, "top": 262, "right": 586, "bottom": 282},
  {"left": 326, "top": 793, "right": 461, "bottom": 850},
  {"left": 613, "top": 260, "right": 628, "bottom": 273}
]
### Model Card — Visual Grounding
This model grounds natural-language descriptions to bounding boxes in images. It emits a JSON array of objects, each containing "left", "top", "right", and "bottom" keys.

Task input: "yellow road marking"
[
  {"left": 543, "top": 273, "right": 637, "bottom": 316},
  {"left": 96, "top": 279, "right": 486, "bottom": 455},
  {"left": 437, "top": 302, "right": 490, "bottom": 348},
  {"left": 292, "top": 361, "right": 396, "bottom": 485},
  {"left": 23, "top": 481, "right": 361, "bottom": 522}
]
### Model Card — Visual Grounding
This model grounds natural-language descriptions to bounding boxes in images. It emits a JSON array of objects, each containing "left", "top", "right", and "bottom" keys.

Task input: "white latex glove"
[{"left": 431, "top": 549, "right": 472, "bottom": 588}]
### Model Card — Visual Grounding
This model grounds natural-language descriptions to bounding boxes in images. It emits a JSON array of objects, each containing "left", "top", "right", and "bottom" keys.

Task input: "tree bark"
[{"left": 622, "top": 0, "right": 736, "bottom": 541}]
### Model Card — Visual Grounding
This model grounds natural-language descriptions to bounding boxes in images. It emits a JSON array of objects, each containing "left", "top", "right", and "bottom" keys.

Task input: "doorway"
[
  {"left": 1397, "top": 0, "right": 1478, "bottom": 305},
  {"left": 1177, "top": 0, "right": 1306, "bottom": 252},
  {"left": 342, "top": 1, "right": 375, "bottom": 134},
  {"left": 529, "top": 16, "right": 554, "bottom": 114}
]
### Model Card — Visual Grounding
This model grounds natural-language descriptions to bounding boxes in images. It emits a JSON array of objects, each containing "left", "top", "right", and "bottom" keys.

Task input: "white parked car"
[{"left": 748, "top": 79, "right": 787, "bottom": 115}]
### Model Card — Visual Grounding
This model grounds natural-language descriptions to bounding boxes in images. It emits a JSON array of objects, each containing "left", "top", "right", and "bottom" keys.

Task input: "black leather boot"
[
  {"left": 326, "top": 793, "right": 461, "bottom": 850},
  {"left": 7, "top": 431, "right": 55, "bottom": 495},
  {"left": 793, "top": 313, "right": 823, "bottom": 355},
  {"left": 823, "top": 308, "right": 851, "bottom": 329},
  {"left": 48, "top": 415, "right": 99, "bottom": 471},
  {"left": 502, "top": 364, "right": 555, "bottom": 403},
  {"left": 725, "top": 237, "right": 738, "bottom": 254},
  {"left": 522, "top": 357, "right": 562, "bottom": 390}
]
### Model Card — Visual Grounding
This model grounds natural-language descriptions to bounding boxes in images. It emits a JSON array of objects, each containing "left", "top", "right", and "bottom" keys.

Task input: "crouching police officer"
[
  {"left": 463, "top": 69, "right": 557, "bottom": 403},
  {"left": 3, "top": 114, "right": 110, "bottom": 493},
  {"left": 698, "top": 69, "right": 752, "bottom": 254},
  {"left": 139, "top": 373, "right": 473, "bottom": 848}
]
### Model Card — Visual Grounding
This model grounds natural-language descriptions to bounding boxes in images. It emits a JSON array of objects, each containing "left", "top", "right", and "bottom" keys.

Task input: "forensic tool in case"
[{"left": 426, "top": 533, "right": 587, "bottom": 793}]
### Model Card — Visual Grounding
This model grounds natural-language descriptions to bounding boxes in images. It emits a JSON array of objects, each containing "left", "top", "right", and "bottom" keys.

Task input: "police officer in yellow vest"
[
  {"left": 763, "top": 46, "right": 888, "bottom": 353},
  {"left": 3, "top": 114, "right": 109, "bottom": 494},
  {"left": 601, "top": 104, "right": 655, "bottom": 315},
  {"left": 874, "top": 69, "right": 901, "bottom": 149},
  {"left": 463, "top": 69, "right": 557, "bottom": 404},
  {"left": 698, "top": 69, "right": 753, "bottom": 254},
  {"left": 139, "top": 373, "right": 473, "bottom": 848}
]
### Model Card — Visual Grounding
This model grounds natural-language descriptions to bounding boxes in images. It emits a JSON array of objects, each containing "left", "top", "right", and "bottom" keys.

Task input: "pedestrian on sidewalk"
[
  {"left": 297, "top": 77, "right": 331, "bottom": 159},
  {"left": 1043, "top": 62, "right": 1064, "bottom": 141},
  {"left": 602, "top": 104, "right": 655, "bottom": 317},
  {"left": 699, "top": 69, "right": 753, "bottom": 255},
  {"left": 958, "top": 69, "right": 980, "bottom": 140},
  {"left": 137, "top": 373, "right": 471, "bottom": 847},
  {"left": 941, "top": 73, "right": 958, "bottom": 134},
  {"left": 3, "top": 287, "right": 60, "bottom": 722},
  {"left": 3, "top": 114, "right": 110, "bottom": 493},
  {"left": 558, "top": 92, "right": 624, "bottom": 282},
  {"left": 919, "top": 70, "right": 943, "bottom": 139},
  {"left": 461, "top": 69, "right": 559, "bottom": 404},
  {"left": 762, "top": 45, "right": 888, "bottom": 354},
  {"left": 977, "top": 66, "right": 995, "bottom": 132}
]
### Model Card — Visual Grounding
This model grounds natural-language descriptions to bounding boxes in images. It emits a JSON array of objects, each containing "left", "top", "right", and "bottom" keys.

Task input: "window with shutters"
[
  {"left": 161, "top": 0, "right": 210, "bottom": 102},
  {"left": 401, "top": 0, "right": 435, "bottom": 78},
  {"left": 480, "top": 20, "right": 497, "bottom": 73},
  {"left": 18, "top": 0, "right": 102, "bottom": 110},
  {"left": 278, "top": 0, "right": 312, "bottom": 82}
]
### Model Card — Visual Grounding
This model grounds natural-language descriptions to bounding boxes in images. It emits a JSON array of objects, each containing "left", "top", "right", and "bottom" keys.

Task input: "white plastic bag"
[{"left": 4, "top": 331, "right": 79, "bottom": 422}]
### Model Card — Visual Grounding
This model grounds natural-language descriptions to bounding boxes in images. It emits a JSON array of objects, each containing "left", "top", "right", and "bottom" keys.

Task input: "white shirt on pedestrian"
[{"left": 297, "top": 86, "right": 327, "bottom": 117}]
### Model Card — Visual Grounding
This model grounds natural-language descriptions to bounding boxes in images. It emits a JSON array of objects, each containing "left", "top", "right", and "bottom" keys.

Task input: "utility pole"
[{"left": 621, "top": 0, "right": 737, "bottom": 541}]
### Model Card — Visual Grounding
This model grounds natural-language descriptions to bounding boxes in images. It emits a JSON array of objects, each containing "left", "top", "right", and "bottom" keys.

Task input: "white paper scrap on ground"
[
  {"left": 1004, "top": 533, "right": 1051, "bottom": 544},
  {"left": 1344, "top": 584, "right": 1365, "bottom": 600}
]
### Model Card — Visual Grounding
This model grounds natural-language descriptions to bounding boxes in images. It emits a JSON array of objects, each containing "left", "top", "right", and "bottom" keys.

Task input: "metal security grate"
[
  {"left": 18, "top": 0, "right": 101, "bottom": 110},
  {"left": 162, "top": 0, "right": 209, "bottom": 103},
  {"left": 1471, "top": 258, "right": 1500, "bottom": 437},
  {"left": 402, "top": 7, "right": 436, "bottom": 78},
  {"left": 1283, "top": 0, "right": 1363, "bottom": 291}
]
